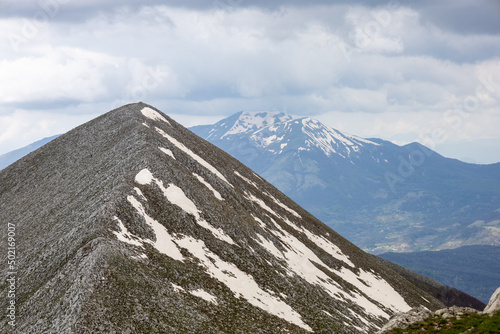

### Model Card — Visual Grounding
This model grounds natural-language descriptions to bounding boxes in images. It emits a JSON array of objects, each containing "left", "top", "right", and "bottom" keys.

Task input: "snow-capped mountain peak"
[
  {"left": 299, "top": 117, "right": 379, "bottom": 157},
  {"left": 193, "top": 111, "right": 382, "bottom": 167},
  {"left": 222, "top": 111, "right": 293, "bottom": 138},
  {"left": 215, "top": 112, "right": 380, "bottom": 159}
]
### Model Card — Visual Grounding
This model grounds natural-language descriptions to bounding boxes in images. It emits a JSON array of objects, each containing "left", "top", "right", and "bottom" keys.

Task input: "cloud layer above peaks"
[{"left": 0, "top": 0, "right": 499, "bottom": 163}]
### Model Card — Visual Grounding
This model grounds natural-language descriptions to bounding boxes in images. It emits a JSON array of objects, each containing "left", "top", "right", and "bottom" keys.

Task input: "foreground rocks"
[
  {"left": 379, "top": 287, "right": 500, "bottom": 333},
  {"left": 378, "top": 306, "right": 481, "bottom": 333},
  {"left": 483, "top": 287, "right": 500, "bottom": 314}
]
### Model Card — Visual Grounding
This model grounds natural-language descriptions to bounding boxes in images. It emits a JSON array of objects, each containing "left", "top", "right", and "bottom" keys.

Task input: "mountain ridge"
[{"left": 1, "top": 103, "right": 446, "bottom": 333}]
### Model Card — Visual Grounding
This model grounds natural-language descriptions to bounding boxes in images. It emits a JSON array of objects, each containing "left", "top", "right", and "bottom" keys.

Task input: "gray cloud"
[
  {"left": 0, "top": 0, "right": 499, "bottom": 163},
  {"left": 415, "top": 0, "right": 500, "bottom": 35},
  {"left": 3, "top": 0, "right": 499, "bottom": 35}
]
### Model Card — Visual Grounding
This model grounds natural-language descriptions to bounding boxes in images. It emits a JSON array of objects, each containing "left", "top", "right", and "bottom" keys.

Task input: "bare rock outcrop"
[
  {"left": 483, "top": 287, "right": 500, "bottom": 314},
  {"left": 377, "top": 306, "right": 433, "bottom": 333},
  {"left": 378, "top": 306, "right": 479, "bottom": 333}
]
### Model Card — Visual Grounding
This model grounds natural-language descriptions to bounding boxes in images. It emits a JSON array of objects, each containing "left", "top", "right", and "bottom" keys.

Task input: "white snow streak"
[
  {"left": 339, "top": 268, "right": 411, "bottom": 314},
  {"left": 293, "top": 223, "right": 354, "bottom": 267},
  {"left": 193, "top": 173, "right": 223, "bottom": 200},
  {"left": 127, "top": 195, "right": 184, "bottom": 261},
  {"left": 245, "top": 192, "right": 280, "bottom": 218},
  {"left": 252, "top": 215, "right": 409, "bottom": 324},
  {"left": 135, "top": 169, "right": 234, "bottom": 245},
  {"left": 112, "top": 216, "right": 143, "bottom": 247},
  {"left": 234, "top": 171, "right": 259, "bottom": 188},
  {"left": 196, "top": 219, "right": 235, "bottom": 245},
  {"left": 159, "top": 147, "right": 176, "bottom": 159},
  {"left": 141, "top": 107, "right": 171, "bottom": 125},
  {"left": 239, "top": 178, "right": 300, "bottom": 219},
  {"left": 155, "top": 127, "right": 232, "bottom": 187},
  {"left": 163, "top": 183, "right": 200, "bottom": 218},
  {"left": 175, "top": 235, "right": 312, "bottom": 331},
  {"left": 252, "top": 214, "right": 268, "bottom": 230},
  {"left": 135, "top": 168, "right": 154, "bottom": 185},
  {"left": 265, "top": 192, "right": 301, "bottom": 218},
  {"left": 134, "top": 187, "right": 146, "bottom": 199},
  {"left": 171, "top": 284, "right": 185, "bottom": 293},
  {"left": 189, "top": 289, "right": 218, "bottom": 305},
  {"left": 256, "top": 234, "right": 283, "bottom": 258}
]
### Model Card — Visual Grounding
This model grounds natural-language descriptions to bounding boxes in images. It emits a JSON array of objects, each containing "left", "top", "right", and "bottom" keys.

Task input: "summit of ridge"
[{"left": 1, "top": 103, "right": 446, "bottom": 333}]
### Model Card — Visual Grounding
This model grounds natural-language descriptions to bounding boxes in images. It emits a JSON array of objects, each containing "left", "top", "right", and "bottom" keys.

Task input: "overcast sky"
[{"left": 1, "top": 0, "right": 499, "bottom": 163}]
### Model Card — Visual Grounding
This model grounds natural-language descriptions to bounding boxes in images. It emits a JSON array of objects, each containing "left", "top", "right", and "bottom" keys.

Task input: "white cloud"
[
  {"left": 0, "top": 105, "right": 102, "bottom": 155},
  {"left": 0, "top": 46, "right": 119, "bottom": 104},
  {"left": 0, "top": 1, "right": 499, "bottom": 163}
]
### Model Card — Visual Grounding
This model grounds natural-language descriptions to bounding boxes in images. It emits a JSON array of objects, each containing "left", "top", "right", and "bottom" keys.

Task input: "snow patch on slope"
[
  {"left": 193, "top": 173, "right": 223, "bottom": 200},
  {"left": 136, "top": 168, "right": 234, "bottom": 245},
  {"left": 339, "top": 268, "right": 411, "bottom": 314},
  {"left": 126, "top": 172, "right": 311, "bottom": 331},
  {"left": 112, "top": 216, "right": 143, "bottom": 247},
  {"left": 189, "top": 289, "right": 218, "bottom": 305},
  {"left": 127, "top": 195, "right": 184, "bottom": 261},
  {"left": 265, "top": 192, "right": 301, "bottom": 219},
  {"left": 300, "top": 117, "right": 379, "bottom": 157},
  {"left": 234, "top": 171, "right": 259, "bottom": 188},
  {"left": 293, "top": 223, "right": 354, "bottom": 267},
  {"left": 252, "top": 212, "right": 410, "bottom": 324},
  {"left": 255, "top": 221, "right": 391, "bottom": 327},
  {"left": 155, "top": 127, "right": 232, "bottom": 187},
  {"left": 175, "top": 235, "right": 312, "bottom": 331},
  {"left": 245, "top": 192, "right": 280, "bottom": 218},
  {"left": 141, "top": 107, "right": 171, "bottom": 125},
  {"left": 159, "top": 147, "right": 175, "bottom": 159},
  {"left": 223, "top": 111, "right": 293, "bottom": 138}
]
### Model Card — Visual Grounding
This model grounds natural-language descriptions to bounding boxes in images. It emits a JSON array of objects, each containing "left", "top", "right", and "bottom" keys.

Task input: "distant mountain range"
[
  {"left": 0, "top": 135, "right": 59, "bottom": 170},
  {"left": 1, "top": 103, "right": 454, "bottom": 333},
  {"left": 191, "top": 111, "right": 500, "bottom": 254},
  {"left": 379, "top": 245, "right": 500, "bottom": 304}
]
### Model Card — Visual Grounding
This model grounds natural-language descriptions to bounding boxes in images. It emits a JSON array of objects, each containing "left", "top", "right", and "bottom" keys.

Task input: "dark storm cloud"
[
  {"left": 411, "top": 0, "right": 500, "bottom": 35},
  {"left": 3, "top": 0, "right": 499, "bottom": 38}
]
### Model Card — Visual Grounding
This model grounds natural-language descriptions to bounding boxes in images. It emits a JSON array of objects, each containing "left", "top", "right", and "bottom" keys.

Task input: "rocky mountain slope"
[
  {"left": 191, "top": 112, "right": 500, "bottom": 254},
  {"left": 0, "top": 103, "right": 445, "bottom": 333}
]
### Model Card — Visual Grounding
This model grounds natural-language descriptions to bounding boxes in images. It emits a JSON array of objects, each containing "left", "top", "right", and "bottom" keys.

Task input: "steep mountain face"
[
  {"left": 0, "top": 135, "right": 59, "bottom": 170},
  {"left": 191, "top": 112, "right": 500, "bottom": 254},
  {"left": 0, "top": 103, "right": 444, "bottom": 333}
]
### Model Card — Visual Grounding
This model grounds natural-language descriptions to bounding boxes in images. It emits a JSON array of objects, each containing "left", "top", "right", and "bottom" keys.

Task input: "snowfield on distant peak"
[{"left": 223, "top": 111, "right": 293, "bottom": 137}]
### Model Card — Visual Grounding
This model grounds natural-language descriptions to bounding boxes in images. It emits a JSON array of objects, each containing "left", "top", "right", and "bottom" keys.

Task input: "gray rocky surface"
[{"left": 483, "top": 287, "right": 500, "bottom": 314}]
